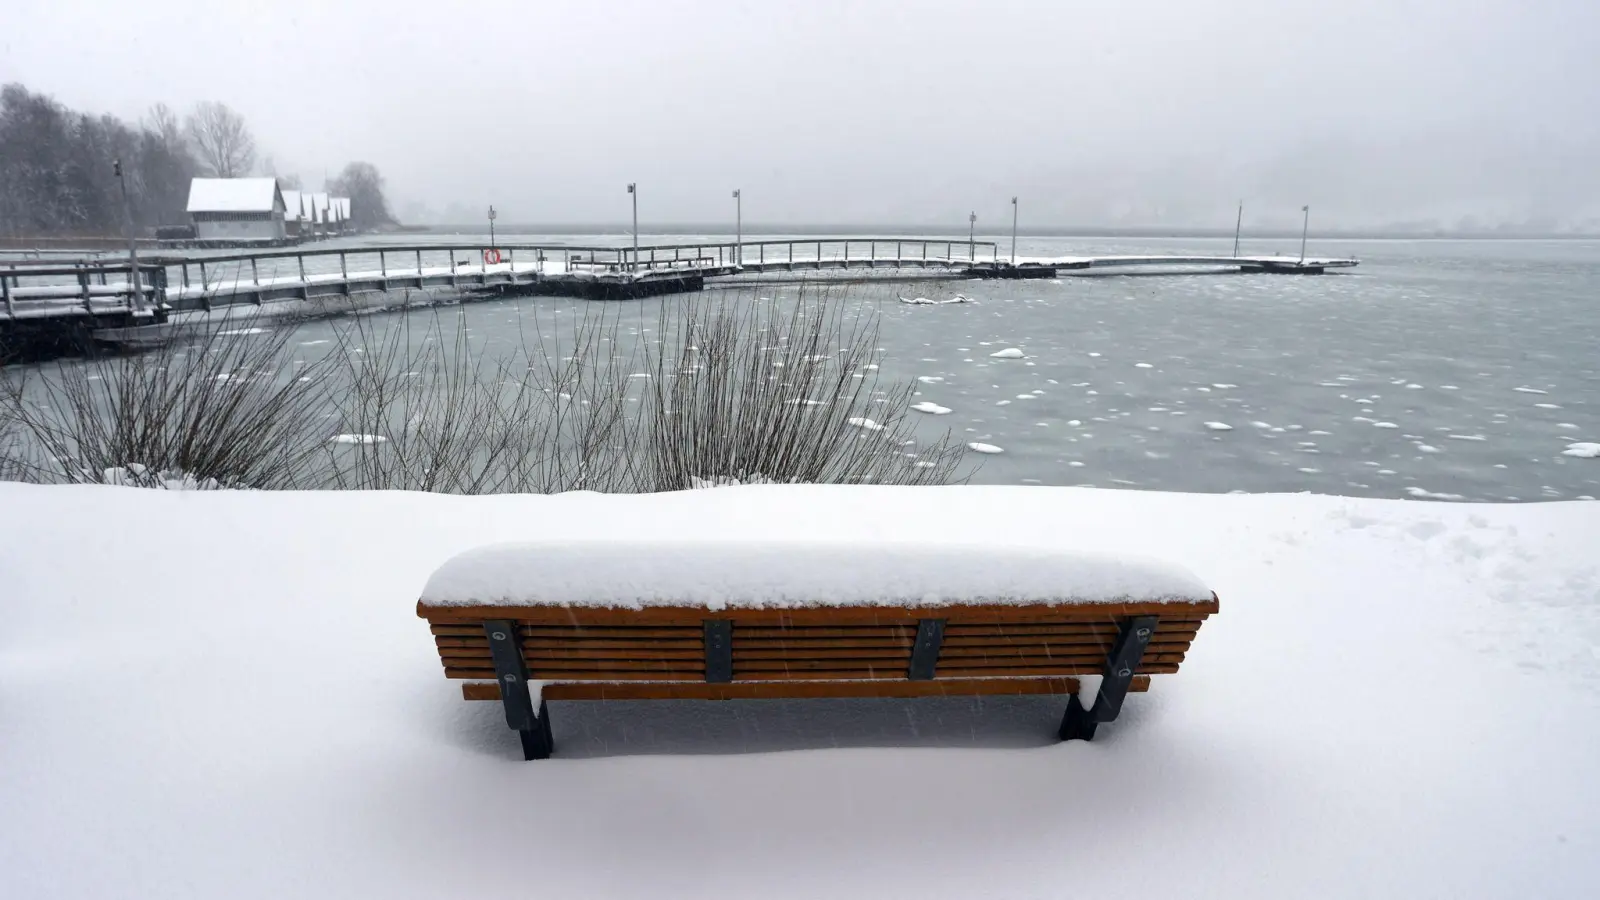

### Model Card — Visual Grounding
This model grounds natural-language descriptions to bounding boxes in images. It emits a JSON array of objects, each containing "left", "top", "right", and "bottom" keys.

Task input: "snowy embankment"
[{"left": 2, "top": 483, "right": 1597, "bottom": 898}]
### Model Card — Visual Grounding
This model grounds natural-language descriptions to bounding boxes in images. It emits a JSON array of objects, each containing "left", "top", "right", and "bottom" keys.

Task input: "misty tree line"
[{"left": 0, "top": 83, "right": 393, "bottom": 238}]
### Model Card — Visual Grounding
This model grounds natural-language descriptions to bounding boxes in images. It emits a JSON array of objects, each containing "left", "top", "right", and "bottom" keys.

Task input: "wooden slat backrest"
[{"left": 421, "top": 598, "right": 1216, "bottom": 686}]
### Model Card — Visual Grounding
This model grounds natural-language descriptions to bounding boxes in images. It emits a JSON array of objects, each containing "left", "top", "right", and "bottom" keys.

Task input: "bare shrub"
[
  {"left": 318, "top": 304, "right": 642, "bottom": 493},
  {"left": 638, "top": 288, "right": 967, "bottom": 490},
  {"left": 1, "top": 316, "right": 334, "bottom": 487}
]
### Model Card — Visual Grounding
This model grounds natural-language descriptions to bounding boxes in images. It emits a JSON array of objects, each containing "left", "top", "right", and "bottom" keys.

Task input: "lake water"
[
  {"left": 264, "top": 233, "right": 1600, "bottom": 502},
  {"left": 20, "top": 233, "right": 1596, "bottom": 501}
]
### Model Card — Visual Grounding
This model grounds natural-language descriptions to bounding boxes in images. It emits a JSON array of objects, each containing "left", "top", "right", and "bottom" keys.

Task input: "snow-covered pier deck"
[{"left": 1, "top": 238, "right": 1358, "bottom": 354}]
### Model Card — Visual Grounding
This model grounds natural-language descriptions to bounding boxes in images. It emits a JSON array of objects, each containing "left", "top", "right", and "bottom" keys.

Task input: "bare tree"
[
  {"left": 145, "top": 102, "right": 183, "bottom": 152},
  {"left": 327, "top": 161, "right": 394, "bottom": 228},
  {"left": 185, "top": 101, "right": 255, "bottom": 178}
]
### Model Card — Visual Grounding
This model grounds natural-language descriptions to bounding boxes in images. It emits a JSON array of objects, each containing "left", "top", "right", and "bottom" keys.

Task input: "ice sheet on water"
[
  {"left": 967, "top": 442, "right": 1004, "bottom": 454},
  {"left": 989, "top": 348, "right": 1025, "bottom": 359},
  {"left": 1204, "top": 422, "right": 1234, "bottom": 431},
  {"left": 847, "top": 417, "right": 885, "bottom": 432},
  {"left": 1513, "top": 387, "right": 1549, "bottom": 394},
  {"left": 910, "top": 402, "right": 952, "bottom": 415},
  {"left": 1562, "top": 443, "right": 1600, "bottom": 459}
]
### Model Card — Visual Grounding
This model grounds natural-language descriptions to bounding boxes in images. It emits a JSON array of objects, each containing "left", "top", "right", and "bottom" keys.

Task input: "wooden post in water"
[{"left": 2, "top": 269, "right": 12, "bottom": 319}]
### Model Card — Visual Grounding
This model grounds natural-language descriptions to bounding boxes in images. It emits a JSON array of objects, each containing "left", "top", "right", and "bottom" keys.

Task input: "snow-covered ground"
[{"left": 2, "top": 482, "right": 1597, "bottom": 898}]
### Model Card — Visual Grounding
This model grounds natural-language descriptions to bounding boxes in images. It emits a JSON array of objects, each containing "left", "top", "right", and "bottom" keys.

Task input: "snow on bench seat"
[{"left": 418, "top": 540, "right": 1213, "bottom": 610}]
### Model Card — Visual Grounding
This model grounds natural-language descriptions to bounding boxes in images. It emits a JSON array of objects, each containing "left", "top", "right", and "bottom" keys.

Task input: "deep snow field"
[{"left": 2, "top": 482, "right": 1598, "bottom": 898}]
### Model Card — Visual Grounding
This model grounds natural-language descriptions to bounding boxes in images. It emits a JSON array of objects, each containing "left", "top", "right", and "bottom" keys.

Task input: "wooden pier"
[{"left": 1, "top": 237, "right": 1357, "bottom": 357}]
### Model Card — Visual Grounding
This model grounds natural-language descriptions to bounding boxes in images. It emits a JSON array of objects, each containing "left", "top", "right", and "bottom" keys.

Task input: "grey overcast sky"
[{"left": 4, "top": 0, "right": 1599, "bottom": 229}]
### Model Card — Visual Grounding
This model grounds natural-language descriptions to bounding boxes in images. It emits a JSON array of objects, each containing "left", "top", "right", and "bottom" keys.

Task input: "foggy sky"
[{"left": 5, "top": 0, "right": 1599, "bottom": 230}]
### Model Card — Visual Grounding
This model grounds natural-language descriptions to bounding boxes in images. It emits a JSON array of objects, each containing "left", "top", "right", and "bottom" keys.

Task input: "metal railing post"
[{"left": 2, "top": 268, "right": 12, "bottom": 318}]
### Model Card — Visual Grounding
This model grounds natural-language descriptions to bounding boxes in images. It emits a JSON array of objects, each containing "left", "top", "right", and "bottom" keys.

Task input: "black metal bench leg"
[
  {"left": 518, "top": 700, "right": 554, "bottom": 761},
  {"left": 485, "top": 620, "right": 554, "bottom": 760},
  {"left": 1060, "top": 615, "right": 1158, "bottom": 742}
]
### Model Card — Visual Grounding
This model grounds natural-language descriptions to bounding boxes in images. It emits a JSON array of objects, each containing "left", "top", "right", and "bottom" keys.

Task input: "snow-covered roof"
[
  {"left": 332, "top": 197, "right": 351, "bottom": 221},
  {"left": 281, "top": 189, "right": 303, "bottom": 220},
  {"left": 308, "top": 192, "right": 330, "bottom": 221},
  {"left": 419, "top": 540, "right": 1213, "bottom": 609},
  {"left": 186, "top": 178, "right": 283, "bottom": 214}
]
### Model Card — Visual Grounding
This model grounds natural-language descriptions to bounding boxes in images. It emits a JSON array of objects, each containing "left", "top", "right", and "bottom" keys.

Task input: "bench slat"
[{"left": 462, "top": 675, "right": 1154, "bottom": 702}]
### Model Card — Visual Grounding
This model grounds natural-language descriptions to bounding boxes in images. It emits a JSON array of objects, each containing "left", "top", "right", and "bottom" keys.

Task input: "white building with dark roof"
[{"left": 186, "top": 178, "right": 287, "bottom": 244}]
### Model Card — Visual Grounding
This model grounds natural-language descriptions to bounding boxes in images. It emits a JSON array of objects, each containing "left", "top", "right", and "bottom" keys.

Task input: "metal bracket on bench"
[
  {"left": 704, "top": 619, "right": 733, "bottom": 683},
  {"left": 484, "top": 620, "right": 552, "bottom": 760},
  {"left": 908, "top": 618, "right": 946, "bottom": 680},
  {"left": 1059, "top": 615, "right": 1159, "bottom": 742}
]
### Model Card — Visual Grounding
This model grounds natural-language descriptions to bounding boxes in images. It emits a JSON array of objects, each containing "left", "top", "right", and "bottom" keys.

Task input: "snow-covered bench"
[{"left": 418, "top": 541, "right": 1219, "bottom": 760}]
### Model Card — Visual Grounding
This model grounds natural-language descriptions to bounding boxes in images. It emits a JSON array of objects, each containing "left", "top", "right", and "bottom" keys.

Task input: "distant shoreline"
[{"left": 401, "top": 223, "right": 1600, "bottom": 241}]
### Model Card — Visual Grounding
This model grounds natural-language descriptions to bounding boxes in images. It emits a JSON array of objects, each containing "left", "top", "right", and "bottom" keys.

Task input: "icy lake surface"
[{"left": 217, "top": 234, "right": 1600, "bottom": 501}]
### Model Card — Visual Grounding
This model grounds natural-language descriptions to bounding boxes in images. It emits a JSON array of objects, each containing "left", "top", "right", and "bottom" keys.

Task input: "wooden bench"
[{"left": 418, "top": 541, "right": 1219, "bottom": 760}]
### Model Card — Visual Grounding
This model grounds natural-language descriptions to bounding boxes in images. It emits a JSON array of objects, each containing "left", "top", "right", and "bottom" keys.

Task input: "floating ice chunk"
[
  {"left": 1562, "top": 442, "right": 1600, "bottom": 459},
  {"left": 1416, "top": 444, "right": 1442, "bottom": 453},
  {"left": 1298, "top": 467, "right": 1321, "bottom": 474},
  {"left": 1212, "top": 383, "right": 1237, "bottom": 389},
  {"left": 1067, "top": 461, "right": 1085, "bottom": 467},
  {"left": 1067, "top": 420, "right": 1082, "bottom": 426},
  {"left": 1015, "top": 394, "right": 1036, "bottom": 400},
  {"left": 628, "top": 373, "right": 651, "bottom": 379},
  {"left": 329, "top": 434, "right": 387, "bottom": 444},
  {"left": 1134, "top": 362, "right": 1154, "bottom": 369},
  {"left": 786, "top": 399, "right": 827, "bottom": 406},
  {"left": 917, "top": 376, "right": 944, "bottom": 384},
  {"left": 1534, "top": 403, "right": 1561, "bottom": 409},
  {"left": 967, "top": 442, "right": 1004, "bottom": 454},
  {"left": 1373, "top": 422, "right": 1399, "bottom": 429},
  {"left": 1447, "top": 434, "right": 1487, "bottom": 442},
  {"left": 1204, "top": 422, "right": 1233, "bottom": 431},
  {"left": 910, "top": 402, "right": 952, "bottom": 415},
  {"left": 1087, "top": 352, "right": 1101, "bottom": 357},
  {"left": 995, "top": 399, "right": 1011, "bottom": 406},
  {"left": 1251, "top": 421, "right": 1273, "bottom": 429},
  {"left": 847, "top": 417, "right": 885, "bottom": 432},
  {"left": 1513, "top": 387, "right": 1548, "bottom": 394},
  {"left": 299, "top": 339, "right": 330, "bottom": 346},
  {"left": 1406, "top": 383, "right": 1423, "bottom": 389},
  {"left": 1558, "top": 423, "right": 1579, "bottom": 430},
  {"left": 1406, "top": 486, "right": 1467, "bottom": 501},
  {"left": 897, "top": 296, "right": 935, "bottom": 305},
  {"left": 1440, "top": 385, "right": 1458, "bottom": 390},
  {"left": 990, "top": 348, "right": 1025, "bottom": 359}
]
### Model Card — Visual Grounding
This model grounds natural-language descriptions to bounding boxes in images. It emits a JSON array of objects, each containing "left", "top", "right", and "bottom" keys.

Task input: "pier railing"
[{"left": 3, "top": 236, "right": 1004, "bottom": 318}]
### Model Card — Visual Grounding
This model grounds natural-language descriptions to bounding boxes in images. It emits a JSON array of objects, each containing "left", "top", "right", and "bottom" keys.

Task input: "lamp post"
[
  {"left": 488, "top": 204, "right": 497, "bottom": 250},
  {"left": 968, "top": 211, "right": 976, "bottom": 262},
  {"left": 627, "top": 183, "right": 638, "bottom": 271},
  {"left": 113, "top": 159, "right": 141, "bottom": 310},
  {"left": 1010, "top": 196, "right": 1018, "bottom": 264},
  {"left": 1232, "top": 200, "right": 1243, "bottom": 258},
  {"left": 1299, "top": 205, "right": 1309, "bottom": 264},
  {"left": 733, "top": 188, "right": 742, "bottom": 266}
]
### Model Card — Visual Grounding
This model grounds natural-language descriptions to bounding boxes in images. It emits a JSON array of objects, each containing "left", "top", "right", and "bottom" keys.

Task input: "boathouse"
[{"left": 186, "top": 178, "right": 287, "bottom": 245}]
